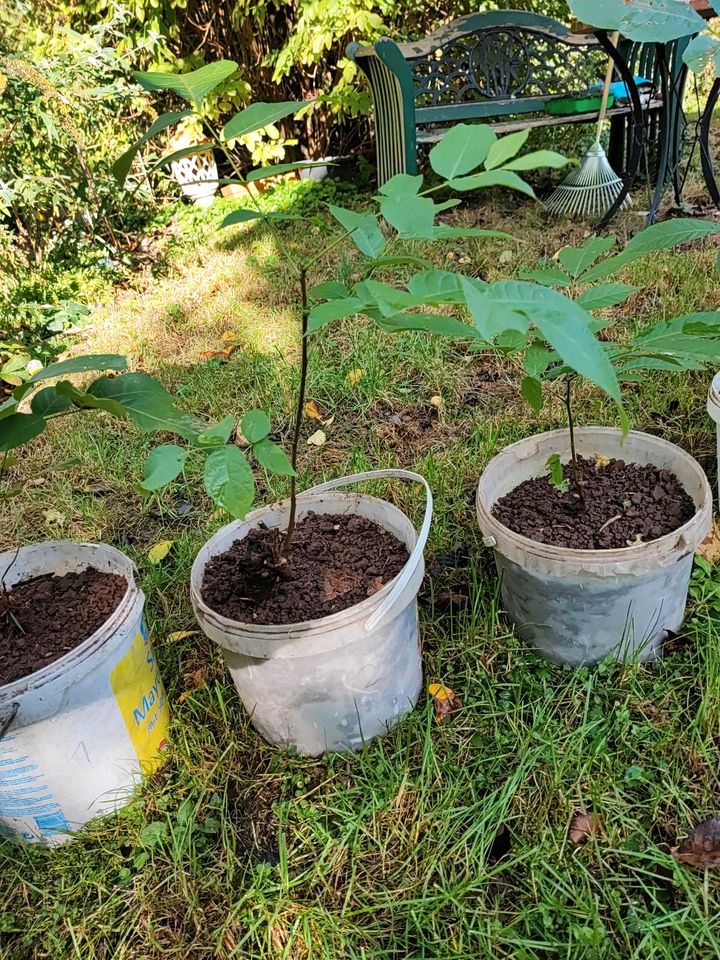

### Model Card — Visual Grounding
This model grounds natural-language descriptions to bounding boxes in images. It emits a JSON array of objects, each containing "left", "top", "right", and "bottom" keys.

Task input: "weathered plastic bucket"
[
  {"left": 191, "top": 469, "right": 432, "bottom": 756},
  {"left": 0, "top": 542, "right": 170, "bottom": 846},
  {"left": 476, "top": 428, "right": 712, "bottom": 666},
  {"left": 706, "top": 371, "right": 720, "bottom": 502}
]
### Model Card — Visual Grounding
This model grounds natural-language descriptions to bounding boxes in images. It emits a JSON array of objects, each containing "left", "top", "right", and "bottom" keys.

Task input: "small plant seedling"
[{"left": 546, "top": 454, "right": 569, "bottom": 494}]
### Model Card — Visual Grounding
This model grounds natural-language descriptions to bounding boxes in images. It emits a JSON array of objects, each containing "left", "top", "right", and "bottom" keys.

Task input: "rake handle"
[{"left": 595, "top": 31, "right": 621, "bottom": 140}]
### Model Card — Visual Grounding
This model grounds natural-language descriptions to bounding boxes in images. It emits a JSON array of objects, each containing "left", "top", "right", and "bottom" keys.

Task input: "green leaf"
[
  {"left": 546, "top": 453, "right": 568, "bottom": 492},
  {"left": 307, "top": 297, "right": 364, "bottom": 332},
  {"left": 245, "top": 160, "right": 330, "bottom": 182},
  {"left": 460, "top": 277, "right": 530, "bottom": 341},
  {"left": 220, "top": 209, "right": 261, "bottom": 228},
  {"left": 491, "top": 281, "right": 620, "bottom": 401},
  {"left": 112, "top": 110, "right": 190, "bottom": 186},
  {"left": 222, "top": 100, "right": 308, "bottom": 141},
  {"left": 241, "top": 410, "right": 271, "bottom": 443},
  {"left": 521, "top": 375, "right": 543, "bottom": 413},
  {"left": 134, "top": 61, "right": 238, "bottom": 105},
  {"left": 429, "top": 124, "right": 498, "bottom": 178},
  {"left": 406, "top": 269, "right": 466, "bottom": 304},
  {"left": 524, "top": 343, "right": 556, "bottom": 378},
  {"left": 558, "top": 235, "right": 617, "bottom": 278},
  {"left": 88, "top": 373, "right": 206, "bottom": 440},
  {"left": 198, "top": 415, "right": 235, "bottom": 447},
  {"left": 685, "top": 34, "right": 720, "bottom": 75},
  {"left": 138, "top": 444, "right": 188, "bottom": 492},
  {"left": 449, "top": 169, "right": 536, "bottom": 198},
  {"left": 253, "top": 437, "right": 295, "bottom": 476},
  {"left": 575, "top": 283, "right": 639, "bottom": 310},
  {"left": 380, "top": 193, "right": 437, "bottom": 238},
  {"left": 518, "top": 267, "right": 571, "bottom": 287},
  {"left": 0, "top": 413, "right": 46, "bottom": 452},
  {"left": 55, "top": 380, "right": 127, "bottom": 417},
  {"left": 30, "top": 354, "right": 127, "bottom": 382},
  {"left": 328, "top": 205, "right": 385, "bottom": 258},
  {"left": 581, "top": 219, "right": 720, "bottom": 282},
  {"left": 503, "top": 150, "right": 568, "bottom": 171},
  {"left": 146, "top": 143, "right": 214, "bottom": 176},
  {"left": 567, "top": 0, "right": 705, "bottom": 42},
  {"left": 484, "top": 129, "right": 530, "bottom": 170},
  {"left": 203, "top": 446, "right": 255, "bottom": 519},
  {"left": 373, "top": 312, "right": 479, "bottom": 338},
  {"left": 309, "top": 281, "right": 348, "bottom": 300},
  {"left": 30, "top": 386, "right": 72, "bottom": 418}
]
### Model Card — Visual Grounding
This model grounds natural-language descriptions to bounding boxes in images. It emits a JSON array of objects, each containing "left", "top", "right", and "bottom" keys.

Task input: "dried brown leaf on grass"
[
  {"left": 428, "top": 682, "right": 461, "bottom": 723},
  {"left": 568, "top": 811, "right": 601, "bottom": 845},
  {"left": 672, "top": 816, "right": 720, "bottom": 868},
  {"left": 697, "top": 521, "right": 720, "bottom": 564}
]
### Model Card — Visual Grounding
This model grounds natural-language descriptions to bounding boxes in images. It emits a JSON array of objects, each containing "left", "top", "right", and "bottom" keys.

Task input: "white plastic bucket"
[
  {"left": 706, "top": 371, "right": 720, "bottom": 503},
  {"left": 191, "top": 469, "right": 432, "bottom": 756},
  {"left": 476, "top": 428, "right": 712, "bottom": 666},
  {"left": 0, "top": 542, "right": 170, "bottom": 846}
]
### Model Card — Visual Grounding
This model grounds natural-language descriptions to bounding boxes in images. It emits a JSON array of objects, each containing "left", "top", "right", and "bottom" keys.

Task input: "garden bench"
[{"left": 347, "top": 10, "right": 681, "bottom": 193}]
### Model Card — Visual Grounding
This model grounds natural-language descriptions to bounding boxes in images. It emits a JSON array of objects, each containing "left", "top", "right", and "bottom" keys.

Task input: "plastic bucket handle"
[
  {"left": 0, "top": 702, "right": 19, "bottom": 740},
  {"left": 302, "top": 469, "right": 433, "bottom": 633}
]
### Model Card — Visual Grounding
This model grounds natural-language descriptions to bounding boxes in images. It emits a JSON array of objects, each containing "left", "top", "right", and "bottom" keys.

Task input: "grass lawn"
[{"left": 4, "top": 179, "right": 720, "bottom": 959}]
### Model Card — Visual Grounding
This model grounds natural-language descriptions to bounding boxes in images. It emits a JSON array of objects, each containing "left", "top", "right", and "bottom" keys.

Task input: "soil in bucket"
[
  {"left": 492, "top": 456, "right": 695, "bottom": 549},
  {"left": 201, "top": 511, "right": 409, "bottom": 625},
  {"left": 0, "top": 567, "right": 127, "bottom": 685}
]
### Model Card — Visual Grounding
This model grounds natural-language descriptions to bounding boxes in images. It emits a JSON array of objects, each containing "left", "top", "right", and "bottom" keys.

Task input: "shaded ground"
[{"left": 3, "top": 177, "right": 720, "bottom": 959}]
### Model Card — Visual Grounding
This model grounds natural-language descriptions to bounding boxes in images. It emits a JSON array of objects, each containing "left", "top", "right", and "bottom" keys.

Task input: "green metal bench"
[{"left": 346, "top": 10, "right": 665, "bottom": 190}]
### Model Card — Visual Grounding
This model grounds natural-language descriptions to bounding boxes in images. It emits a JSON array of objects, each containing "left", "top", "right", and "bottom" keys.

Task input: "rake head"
[{"left": 544, "top": 142, "right": 631, "bottom": 219}]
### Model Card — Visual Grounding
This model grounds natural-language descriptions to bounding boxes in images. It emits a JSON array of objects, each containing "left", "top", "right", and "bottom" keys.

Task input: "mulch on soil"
[
  {"left": 492, "top": 456, "right": 695, "bottom": 549},
  {"left": 202, "top": 511, "right": 409, "bottom": 625},
  {"left": 0, "top": 567, "right": 127, "bottom": 686}
]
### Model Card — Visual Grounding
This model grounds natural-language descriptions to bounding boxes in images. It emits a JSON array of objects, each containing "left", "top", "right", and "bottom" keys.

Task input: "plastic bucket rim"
[
  {"left": 191, "top": 491, "right": 420, "bottom": 638},
  {"left": 707, "top": 371, "right": 720, "bottom": 424},
  {"left": 476, "top": 426, "right": 712, "bottom": 564},
  {"left": 0, "top": 540, "right": 141, "bottom": 704}
]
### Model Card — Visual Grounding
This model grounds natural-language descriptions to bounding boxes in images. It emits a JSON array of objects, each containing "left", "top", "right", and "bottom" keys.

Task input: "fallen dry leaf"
[
  {"left": 569, "top": 811, "right": 601, "bottom": 845},
  {"left": 429, "top": 395, "right": 443, "bottom": 408},
  {"left": 307, "top": 429, "right": 326, "bottom": 446},
  {"left": 304, "top": 399, "right": 327, "bottom": 421},
  {"left": 148, "top": 539, "right": 174, "bottom": 564},
  {"left": 178, "top": 668, "right": 207, "bottom": 704},
  {"left": 167, "top": 630, "right": 197, "bottom": 643},
  {"left": 672, "top": 816, "right": 720, "bottom": 868},
  {"left": 346, "top": 368, "right": 364, "bottom": 386},
  {"left": 323, "top": 570, "right": 358, "bottom": 600},
  {"left": 697, "top": 521, "right": 720, "bottom": 564},
  {"left": 367, "top": 576, "right": 384, "bottom": 596},
  {"left": 42, "top": 508, "right": 65, "bottom": 525},
  {"left": 428, "top": 682, "right": 461, "bottom": 723},
  {"left": 594, "top": 455, "right": 610, "bottom": 469}
]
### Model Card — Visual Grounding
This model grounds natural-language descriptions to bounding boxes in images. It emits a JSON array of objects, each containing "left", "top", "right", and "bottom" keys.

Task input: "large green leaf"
[
  {"left": 308, "top": 297, "right": 365, "bottom": 332},
  {"left": 460, "top": 277, "right": 530, "bottom": 341},
  {"left": 448, "top": 169, "right": 536, "bottom": 198},
  {"left": 245, "top": 160, "right": 330, "bottom": 182},
  {"left": 567, "top": 0, "right": 705, "bottom": 42},
  {"left": 429, "top": 124, "right": 497, "bottom": 178},
  {"left": 484, "top": 129, "right": 530, "bottom": 170},
  {"left": 328, "top": 205, "right": 385, "bottom": 258},
  {"left": 241, "top": 410, "right": 271, "bottom": 444},
  {"left": 112, "top": 111, "right": 190, "bottom": 186},
  {"left": 557, "top": 235, "right": 616, "bottom": 278},
  {"left": 575, "top": 283, "right": 639, "bottom": 310},
  {"left": 492, "top": 281, "right": 621, "bottom": 401},
  {"left": 0, "top": 413, "right": 46, "bottom": 452},
  {"left": 252, "top": 437, "right": 295, "bottom": 476},
  {"left": 30, "top": 354, "right": 127, "bottom": 383},
  {"left": 521, "top": 375, "right": 543, "bottom": 413},
  {"left": 684, "top": 34, "right": 720, "bottom": 74},
  {"left": 203, "top": 446, "right": 255, "bottom": 518},
  {"left": 406, "top": 269, "right": 467, "bottom": 304},
  {"left": 88, "top": 373, "right": 206, "bottom": 440},
  {"left": 197, "top": 415, "right": 235, "bottom": 447},
  {"left": 374, "top": 313, "right": 479, "bottom": 338},
  {"left": 134, "top": 61, "right": 238, "bottom": 105},
  {"left": 55, "top": 381, "right": 127, "bottom": 417},
  {"left": 222, "top": 100, "right": 308, "bottom": 141},
  {"left": 580, "top": 219, "right": 720, "bottom": 282},
  {"left": 518, "top": 267, "right": 571, "bottom": 287},
  {"left": 138, "top": 444, "right": 188, "bottom": 492},
  {"left": 30, "top": 386, "right": 72, "bottom": 418},
  {"left": 503, "top": 150, "right": 568, "bottom": 172}
]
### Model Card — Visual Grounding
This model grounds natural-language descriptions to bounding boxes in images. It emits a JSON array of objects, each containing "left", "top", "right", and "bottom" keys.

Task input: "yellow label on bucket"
[{"left": 110, "top": 626, "right": 170, "bottom": 773}]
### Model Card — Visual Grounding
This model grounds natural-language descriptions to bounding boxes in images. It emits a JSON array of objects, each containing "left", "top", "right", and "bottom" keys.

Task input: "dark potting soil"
[
  {"left": 201, "top": 511, "right": 410, "bottom": 625},
  {"left": 0, "top": 567, "right": 127, "bottom": 686},
  {"left": 492, "top": 456, "right": 695, "bottom": 550}
]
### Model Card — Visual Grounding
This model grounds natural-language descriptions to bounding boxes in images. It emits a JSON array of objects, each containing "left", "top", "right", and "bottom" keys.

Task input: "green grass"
[{"left": 4, "top": 179, "right": 720, "bottom": 959}]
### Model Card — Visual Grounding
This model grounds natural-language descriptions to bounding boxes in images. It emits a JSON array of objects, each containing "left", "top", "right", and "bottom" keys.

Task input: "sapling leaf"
[
  {"left": 523, "top": 343, "right": 556, "bottom": 379},
  {"left": 240, "top": 410, "right": 271, "bottom": 444},
  {"left": 484, "top": 129, "right": 530, "bottom": 170},
  {"left": 567, "top": 0, "right": 705, "bottom": 42},
  {"left": 557, "top": 235, "right": 616, "bottom": 278},
  {"left": 55, "top": 381, "right": 127, "bottom": 417},
  {"left": 138, "top": 444, "right": 188, "bottom": 492},
  {"left": 546, "top": 453, "right": 569, "bottom": 492},
  {"left": 307, "top": 297, "right": 364, "bottom": 332},
  {"left": 328, "top": 205, "right": 385, "bottom": 258},
  {"left": 88, "top": 373, "right": 206, "bottom": 440},
  {"left": 518, "top": 267, "right": 571, "bottom": 287},
  {"left": 503, "top": 150, "right": 568, "bottom": 171},
  {"left": 575, "top": 283, "right": 639, "bottom": 310},
  {"left": 521, "top": 375, "right": 543, "bottom": 413},
  {"left": 112, "top": 110, "right": 191, "bottom": 186},
  {"left": 252, "top": 437, "right": 295, "bottom": 475},
  {"left": 0, "top": 413, "right": 46, "bottom": 452},
  {"left": 30, "top": 386, "right": 72, "bottom": 418},
  {"left": 308, "top": 281, "right": 348, "bottom": 300},
  {"left": 204, "top": 446, "right": 255, "bottom": 518},
  {"left": 373, "top": 312, "right": 479, "bottom": 339},
  {"left": 197, "top": 415, "right": 235, "bottom": 447},
  {"left": 429, "top": 124, "right": 497, "bottom": 178},
  {"left": 448, "top": 169, "right": 536, "bottom": 197},
  {"left": 135, "top": 61, "right": 238, "bottom": 105},
  {"left": 245, "top": 160, "right": 330, "bottom": 181},
  {"left": 406, "top": 269, "right": 467, "bottom": 304},
  {"left": 30, "top": 354, "right": 127, "bottom": 382},
  {"left": 222, "top": 99, "right": 309, "bottom": 142}
]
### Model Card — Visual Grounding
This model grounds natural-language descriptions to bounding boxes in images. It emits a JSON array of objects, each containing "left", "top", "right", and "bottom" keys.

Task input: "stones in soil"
[
  {"left": 0, "top": 567, "right": 127, "bottom": 686},
  {"left": 201, "top": 511, "right": 409, "bottom": 625},
  {"left": 492, "top": 456, "right": 695, "bottom": 550}
]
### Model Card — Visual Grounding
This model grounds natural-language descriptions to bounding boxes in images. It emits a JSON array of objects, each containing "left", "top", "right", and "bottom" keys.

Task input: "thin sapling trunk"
[
  {"left": 564, "top": 375, "right": 585, "bottom": 506},
  {"left": 282, "top": 266, "right": 310, "bottom": 558}
]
